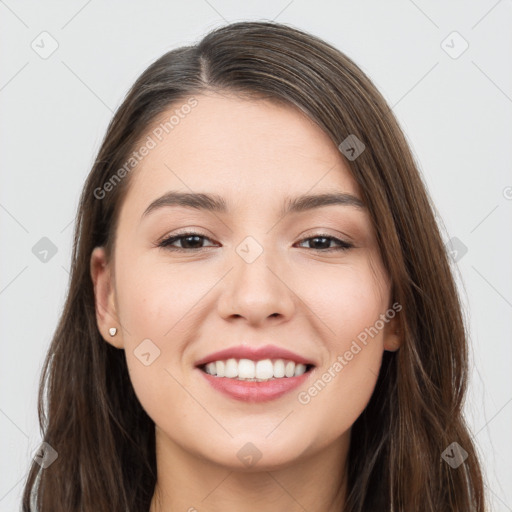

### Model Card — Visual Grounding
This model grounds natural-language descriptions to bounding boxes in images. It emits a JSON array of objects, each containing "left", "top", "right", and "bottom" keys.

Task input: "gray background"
[{"left": 1, "top": 1, "right": 511, "bottom": 510}]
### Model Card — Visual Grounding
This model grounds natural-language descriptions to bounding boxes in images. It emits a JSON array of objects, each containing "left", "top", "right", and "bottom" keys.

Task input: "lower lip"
[{"left": 197, "top": 368, "right": 314, "bottom": 402}]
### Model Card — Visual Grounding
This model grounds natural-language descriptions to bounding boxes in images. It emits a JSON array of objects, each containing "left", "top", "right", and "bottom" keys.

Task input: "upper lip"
[{"left": 195, "top": 344, "right": 317, "bottom": 367}]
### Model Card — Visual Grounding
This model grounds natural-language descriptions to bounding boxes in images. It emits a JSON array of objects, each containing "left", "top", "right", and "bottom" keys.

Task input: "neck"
[{"left": 149, "top": 426, "right": 350, "bottom": 512}]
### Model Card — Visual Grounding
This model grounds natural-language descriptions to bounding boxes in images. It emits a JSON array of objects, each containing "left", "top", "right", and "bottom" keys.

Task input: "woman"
[{"left": 22, "top": 20, "right": 486, "bottom": 511}]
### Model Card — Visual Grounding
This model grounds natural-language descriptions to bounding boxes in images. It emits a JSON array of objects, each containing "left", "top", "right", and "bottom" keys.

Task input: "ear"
[
  {"left": 90, "top": 246, "right": 124, "bottom": 349},
  {"left": 382, "top": 312, "right": 402, "bottom": 352}
]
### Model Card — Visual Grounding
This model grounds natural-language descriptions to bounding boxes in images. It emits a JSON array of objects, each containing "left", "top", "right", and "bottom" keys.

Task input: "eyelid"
[
  {"left": 299, "top": 226, "right": 354, "bottom": 242},
  {"left": 157, "top": 226, "right": 354, "bottom": 243}
]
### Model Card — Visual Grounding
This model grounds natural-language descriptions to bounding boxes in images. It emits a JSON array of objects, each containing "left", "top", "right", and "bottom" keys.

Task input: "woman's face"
[{"left": 91, "top": 92, "right": 400, "bottom": 470}]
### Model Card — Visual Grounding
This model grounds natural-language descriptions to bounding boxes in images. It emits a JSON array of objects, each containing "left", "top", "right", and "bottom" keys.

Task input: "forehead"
[{"left": 121, "top": 92, "right": 363, "bottom": 216}]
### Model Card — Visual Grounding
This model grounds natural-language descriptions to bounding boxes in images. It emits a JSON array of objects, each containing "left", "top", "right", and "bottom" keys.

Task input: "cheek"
[
  {"left": 115, "top": 258, "right": 194, "bottom": 428},
  {"left": 113, "top": 256, "right": 212, "bottom": 416},
  {"left": 298, "top": 259, "right": 388, "bottom": 339},
  {"left": 114, "top": 252, "right": 209, "bottom": 339}
]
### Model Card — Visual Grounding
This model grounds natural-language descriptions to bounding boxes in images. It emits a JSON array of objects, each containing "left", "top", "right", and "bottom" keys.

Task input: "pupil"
[
  {"left": 183, "top": 236, "right": 202, "bottom": 249},
  {"left": 311, "top": 237, "right": 328, "bottom": 249}
]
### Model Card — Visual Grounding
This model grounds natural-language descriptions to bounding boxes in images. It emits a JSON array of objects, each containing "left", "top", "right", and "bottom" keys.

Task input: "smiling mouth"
[{"left": 198, "top": 358, "right": 315, "bottom": 382}]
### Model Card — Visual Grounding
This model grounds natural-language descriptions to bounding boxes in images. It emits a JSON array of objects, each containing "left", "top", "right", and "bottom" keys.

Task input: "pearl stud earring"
[{"left": 109, "top": 327, "right": 117, "bottom": 336}]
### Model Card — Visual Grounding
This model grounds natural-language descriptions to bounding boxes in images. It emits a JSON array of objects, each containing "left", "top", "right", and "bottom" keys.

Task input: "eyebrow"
[{"left": 141, "top": 191, "right": 366, "bottom": 219}]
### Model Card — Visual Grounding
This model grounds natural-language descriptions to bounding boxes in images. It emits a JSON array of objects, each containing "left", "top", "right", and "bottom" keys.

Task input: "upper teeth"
[{"left": 203, "top": 358, "right": 308, "bottom": 380}]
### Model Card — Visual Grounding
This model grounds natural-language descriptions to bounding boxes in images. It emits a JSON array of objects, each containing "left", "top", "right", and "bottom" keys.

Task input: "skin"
[{"left": 90, "top": 91, "right": 401, "bottom": 512}]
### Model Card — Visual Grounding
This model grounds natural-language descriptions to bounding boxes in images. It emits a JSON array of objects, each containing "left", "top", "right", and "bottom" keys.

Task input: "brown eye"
[
  {"left": 158, "top": 232, "right": 216, "bottom": 251},
  {"left": 295, "top": 234, "right": 353, "bottom": 252}
]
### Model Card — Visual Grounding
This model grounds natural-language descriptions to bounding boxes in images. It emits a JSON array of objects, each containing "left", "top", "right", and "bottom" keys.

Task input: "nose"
[{"left": 217, "top": 247, "right": 296, "bottom": 327}]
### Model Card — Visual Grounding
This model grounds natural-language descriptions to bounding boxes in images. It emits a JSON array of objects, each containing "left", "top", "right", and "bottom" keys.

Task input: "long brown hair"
[{"left": 22, "top": 20, "right": 486, "bottom": 511}]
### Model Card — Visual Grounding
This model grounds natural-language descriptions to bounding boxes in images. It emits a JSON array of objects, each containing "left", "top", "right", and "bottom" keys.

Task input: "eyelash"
[{"left": 157, "top": 231, "right": 353, "bottom": 253}]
